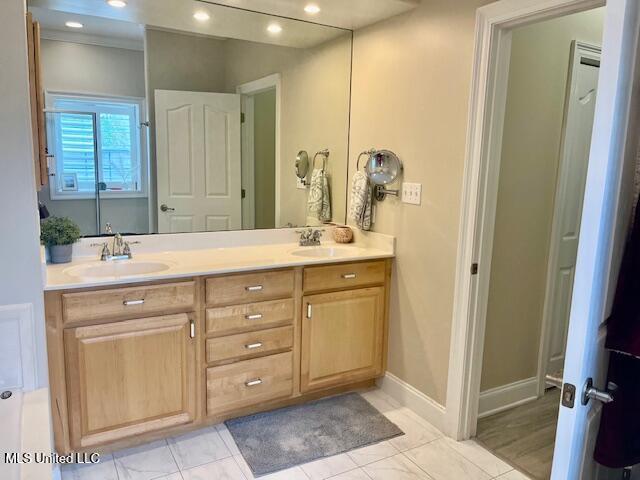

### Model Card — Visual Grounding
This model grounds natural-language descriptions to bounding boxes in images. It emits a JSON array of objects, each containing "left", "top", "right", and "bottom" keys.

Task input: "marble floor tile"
[
  {"left": 216, "top": 423, "right": 241, "bottom": 456},
  {"left": 301, "top": 453, "right": 359, "bottom": 480},
  {"left": 347, "top": 441, "right": 399, "bottom": 466},
  {"left": 114, "top": 439, "right": 179, "bottom": 480},
  {"left": 442, "top": 437, "right": 512, "bottom": 477},
  {"left": 360, "top": 390, "right": 399, "bottom": 414},
  {"left": 155, "top": 474, "right": 184, "bottom": 480},
  {"left": 233, "top": 454, "right": 309, "bottom": 480},
  {"left": 167, "top": 426, "right": 231, "bottom": 470},
  {"left": 496, "top": 470, "right": 531, "bottom": 480},
  {"left": 384, "top": 408, "right": 442, "bottom": 452},
  {"left": 181, "top": 457, "right": 245, "bottom": 480},
  {"left": 404, "top": 439, "right": 491, "bottom": 480},
  {"left": 363, "top": 454, "right": 432, "bottom": 480},
  {"left": 61, "top": 453, "right": 118, "bottom": 480},
  {"left": 328, "top": 468, "right": 372, "bottom": 479}
]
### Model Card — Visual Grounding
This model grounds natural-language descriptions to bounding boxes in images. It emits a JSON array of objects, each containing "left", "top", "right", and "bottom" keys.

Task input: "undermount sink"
[
  {"left": 65, "top": 261, "right": 171, "bottom": 278},
  {"left": 290, "top": 247, "right": 355, "bottom": 258}
]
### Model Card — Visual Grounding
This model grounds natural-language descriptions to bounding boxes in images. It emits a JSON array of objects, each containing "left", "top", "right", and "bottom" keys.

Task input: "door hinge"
[
  {"left": 241, "top": 112, "right": 245, "bottom": 123},
  {"left": 561, "top": 382, "right": 576, "bottom": 408},
  {"left": 471, "top": 263, "right": 479, "bottom": 275}
]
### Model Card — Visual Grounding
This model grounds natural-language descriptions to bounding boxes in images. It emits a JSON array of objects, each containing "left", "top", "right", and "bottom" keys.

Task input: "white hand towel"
[
  {"left": 307, "top": 168, "right": 331, "bottom": 222},
  {"left": 349, "top": 171, "right": 372, "bottom": 231}
]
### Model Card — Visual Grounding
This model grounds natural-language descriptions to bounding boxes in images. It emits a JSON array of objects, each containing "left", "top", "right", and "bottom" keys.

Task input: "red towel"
[{"left": 594, "top": 198, "right": 640, "bottom": 468}]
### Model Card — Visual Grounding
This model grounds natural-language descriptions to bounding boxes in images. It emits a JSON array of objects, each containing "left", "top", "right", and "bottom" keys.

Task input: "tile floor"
[{"left": 61, "top": 389, "right": 531, "bottom": 480}]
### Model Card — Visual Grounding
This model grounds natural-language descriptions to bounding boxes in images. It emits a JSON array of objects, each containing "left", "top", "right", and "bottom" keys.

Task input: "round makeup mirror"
[
  {"left": 295, "top": 150, "right": 310, "bottom": 182},
  {"left": 364, "top": 150, "right": 403, "bottom": 201}
]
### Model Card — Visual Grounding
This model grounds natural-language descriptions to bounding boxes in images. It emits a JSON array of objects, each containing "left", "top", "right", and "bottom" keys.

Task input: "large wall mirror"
[{"left": 29, "top": 0, "right": 352, "bottom": 236}]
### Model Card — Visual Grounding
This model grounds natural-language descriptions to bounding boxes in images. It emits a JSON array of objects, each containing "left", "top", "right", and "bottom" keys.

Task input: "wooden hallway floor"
[{"left": 475, "top": 388, "right": 561, "bottom": 480}]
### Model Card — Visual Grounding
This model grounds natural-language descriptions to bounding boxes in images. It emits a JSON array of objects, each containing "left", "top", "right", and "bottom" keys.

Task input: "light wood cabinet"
[
  {"left": 26, "top": 12, "right": 47, "bottom": 190},
  {"left": 64, "top": 313, "right": 197, "bottom": 449},
  {"left": 45, "top": 260, "right": 390, "bottom": 453},
  {"left": 301, "top": 287, "right": 386, "bottom": 392}
]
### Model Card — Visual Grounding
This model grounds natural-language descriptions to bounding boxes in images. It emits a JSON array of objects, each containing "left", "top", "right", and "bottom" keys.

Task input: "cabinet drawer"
[
  {"left": 303, "top": 261, "right": 386, "bottom": 293},
  {"left": 206, "top": 326, "right": 293, "bottom": 364},
  {"left": 205, "top": 270, "right": 294, "bottom": 307},
  {"left": 62, "top": 281, "right": 196, "bottom": 324},
  {"left": 205, "top": 299, "right": 294, "bottom": 336},
  {"left": 206, "top": 351, "right": 293, "bottom": 416}
]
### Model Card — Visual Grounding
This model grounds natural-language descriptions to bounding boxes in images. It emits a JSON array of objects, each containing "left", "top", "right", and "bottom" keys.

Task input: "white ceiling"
[
  {"left": 197, "top": 0, "right": 419, "bottom": 30},
  {"left": 31, "top": 7, "right": 145, "bottom": 50},
  {"left": 30, "top": 0, "right": 349, "bottom": 49},
  {"left": 28, "top": 0, "right": 417, "bottom": 49}
]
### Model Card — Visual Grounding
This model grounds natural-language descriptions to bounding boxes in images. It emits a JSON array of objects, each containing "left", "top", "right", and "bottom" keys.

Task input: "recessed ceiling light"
[
  {"left": 304, "top": 4, "right": 320, "bottom": 14},
  {"left": 267, "top": 23, "right": 282, "bottom": 34},
  {"left": 193, "top": 11, "right": 210, "bottom": 22},
  {"left": 65, "top": 21, "right": 83, "bottom": 29},
  {"left": 107, "top": 0, "right": 127, "bottom": 7}
]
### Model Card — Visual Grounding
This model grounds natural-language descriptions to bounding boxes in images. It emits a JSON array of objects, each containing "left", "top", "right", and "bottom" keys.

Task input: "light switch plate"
[
  {"left": 296, "top": 178, "right": 307, "bottom": 189},
  {"left": 402, "top": 182, "right": 422, "bottom": 205}
]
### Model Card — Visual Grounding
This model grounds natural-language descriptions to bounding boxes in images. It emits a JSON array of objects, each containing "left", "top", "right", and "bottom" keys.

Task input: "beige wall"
[
  {"left": 253, "top": 89, "right": 276, "bottom": 229},
  {"left": 38, "top": 40, "right": 149, "bottom": 235},
  {"left": 145, "top": 30, "right": 351, "bottom": 230},
  {"left": 480, "top": 8, "right": 605, "bottom": 391},
  {"left": 1, "top": 0, "right": 48, "bottom": 388},
  {"left": 349, "top": 0, "right": 492, "bottom": 404},
  {"left": 224, "top": 34, "right": 352, "bottom": 227}
]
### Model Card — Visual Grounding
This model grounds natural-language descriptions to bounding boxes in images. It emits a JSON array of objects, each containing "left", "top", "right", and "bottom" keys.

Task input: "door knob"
[
  {"left": 160, "top": 204, "right": 175, "bottom": 212},
  {"left": 582, "top": 377, "right": 615, "bottom": 405}
]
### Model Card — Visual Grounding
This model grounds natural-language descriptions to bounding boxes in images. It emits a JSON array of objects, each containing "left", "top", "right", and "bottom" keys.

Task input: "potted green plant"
[{"left": 40, "top": 216, "right": 82, "bottom": 264}]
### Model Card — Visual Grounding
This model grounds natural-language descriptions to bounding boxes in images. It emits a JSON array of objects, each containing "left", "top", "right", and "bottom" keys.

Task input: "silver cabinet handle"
[
  {"left": 245, "top": 342, "right": 263, "bottom": 350},
  {"left": 123, "top": 299, "right": 144, "bottom": 306},
  {"left": 342, "top": 273, "right": 357, "bottom": 279},
  {"left": 160, "top": 204, "right": 175, "bottom": 212},
  {"left": 245, "top": 313, "right": 263, "bottom": 320},
  {"left": 190, "top": 319, "right": 195, "bottom": 339},
  {"left": 307, "top": 303, "right": 312, "bottom": 319},
  {"left": 245, "top": 379, "right": 262, "bottom": 387},
  {"left": 245, "top": 285, "right": 263, "bottom": 292}
]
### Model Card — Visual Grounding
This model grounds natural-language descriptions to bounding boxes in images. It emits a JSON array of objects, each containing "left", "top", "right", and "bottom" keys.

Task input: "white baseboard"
[
  {"left": 376, "top": 372, "right": 447, "bottom": 433},
  {"left": 478, "top": 376, "right": 539, "bottom": 419}
]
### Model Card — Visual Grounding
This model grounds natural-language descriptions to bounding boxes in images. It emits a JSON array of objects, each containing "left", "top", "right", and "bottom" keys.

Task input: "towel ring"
[
  {"left": 357, "top": 149, "right": 376, "bottom": 171},
  {"left": 313, "top": 149, "right": 330, "bottom": 171}
]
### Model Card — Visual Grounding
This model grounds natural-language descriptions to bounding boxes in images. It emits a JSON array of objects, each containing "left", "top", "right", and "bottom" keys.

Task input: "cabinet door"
[
  {"left": 65, "top": 313, "right": 196, "bottom": 449},
  {"left": 301, "top": 287, "right": 385, "bottom": 392}
]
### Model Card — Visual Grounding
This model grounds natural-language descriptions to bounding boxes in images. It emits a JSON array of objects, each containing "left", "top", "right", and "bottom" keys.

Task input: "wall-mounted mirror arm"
[{"left": 361, "top": 149, "right": 403, "bottom": 201}]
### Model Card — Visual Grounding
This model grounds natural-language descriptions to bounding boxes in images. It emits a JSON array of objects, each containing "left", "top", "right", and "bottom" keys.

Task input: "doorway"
[
  {"left": 236, "top": 74, "right": 281, "bottom": 230},
  {"left": 473, "top": 9, "right": 604, "bottom": 480}
]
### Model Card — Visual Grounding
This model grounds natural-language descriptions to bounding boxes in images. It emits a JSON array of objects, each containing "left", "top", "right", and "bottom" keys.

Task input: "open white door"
[
  {"left": 552, "top": 1, "right": 640, "bottom": 479},
  {"left": 542, "top": 42, "right": 601, "bottom": 384},
  {"left": 155, "top": 90, "right": 242, "bottom": 233}
]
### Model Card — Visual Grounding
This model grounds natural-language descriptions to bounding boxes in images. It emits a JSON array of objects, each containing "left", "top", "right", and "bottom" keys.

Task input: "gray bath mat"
[{"left": 225, "top": 392, "right": 403, "bottom": 477}]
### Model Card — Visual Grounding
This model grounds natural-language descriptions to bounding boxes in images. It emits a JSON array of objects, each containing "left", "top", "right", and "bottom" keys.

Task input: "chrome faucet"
[
  {"left": 91, "top": 225, "right": 140, "bottom": 261},
  {"left": 296, "top": 228, "right": 323, "bottom": 246}
]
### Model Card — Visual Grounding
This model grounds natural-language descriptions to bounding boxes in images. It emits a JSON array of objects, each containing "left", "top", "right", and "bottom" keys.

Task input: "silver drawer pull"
[
  {"left": 245, "top": 378, "right": 262, "bottom": 387},
  {"left": 245, "top": 285, "right": 264, "bottom": 292},
  {"left": 123, "top": 299, "right": 145, "bottom": 306},
  {"left": 245, "top": 342, "right": 263, "bottom": 350},
  {"left": 342, "top": 273, "right": 357, "bottom": 279},
  {"left": 245, "top": 313, "right": 263, "bottom": 320}
]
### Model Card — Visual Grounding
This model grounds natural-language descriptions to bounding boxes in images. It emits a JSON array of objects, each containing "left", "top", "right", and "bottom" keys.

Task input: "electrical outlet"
[
  {"left": 296, "top": 178, "right": 307, "bottom": 190},
  {"left": 402, "top": 182, "right": 422, "bottom": 205}
]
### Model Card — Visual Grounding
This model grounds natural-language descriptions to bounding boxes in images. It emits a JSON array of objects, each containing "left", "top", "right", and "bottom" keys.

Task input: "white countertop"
[{"left": 44, "top": 239, "right": 394, "bottom": 291}]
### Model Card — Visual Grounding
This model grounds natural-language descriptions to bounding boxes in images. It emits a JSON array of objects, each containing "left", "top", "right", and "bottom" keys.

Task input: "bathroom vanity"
[{"left": 43, "top": 237, "right": 393, "bottom": 454}]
